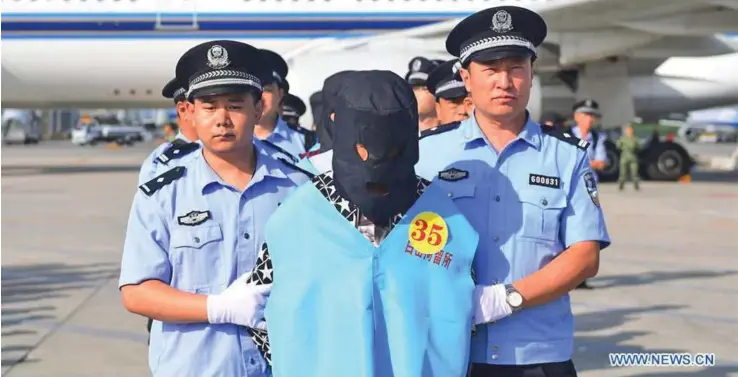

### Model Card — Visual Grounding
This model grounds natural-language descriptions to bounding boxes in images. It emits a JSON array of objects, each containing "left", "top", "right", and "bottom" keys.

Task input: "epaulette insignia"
[
  {"left": 138, "top": 166, "right": 186, "bottom": 196},
  {"left": 277, "top": 157, "right": 316, "bottom": 179},
  {"left": 261, "top": 139, "right": 298, "bottom": 163},
  {"left": 419, "top": 121, "right": 461, "bottom": 140},
  {"left": 156, "top": 141, "right": 200, "bottom": 164},
  {"left": 541, "top": 126, "right": 590, "bottom": 150}
]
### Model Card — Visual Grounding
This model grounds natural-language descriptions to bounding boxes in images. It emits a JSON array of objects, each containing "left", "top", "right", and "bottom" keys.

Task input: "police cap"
[
  {"left": 446, "top": 6, "right": 547, "bottom": 66},
  {"left": 176, "top": 40, "right": 267, "bottom": 100},
  {"left": 260, "top": 49, "right": 289, "bottom": 89},
  {"left": 161, "top": 77, "right": 186, "bottom": 103},
  {"left": 425, "top": 60, "right": 467, "bottom": 100},
  {"left": 282, "top": 93, "right": 306, "bottom": 118},
  {"left": 572, "top": 99, "right": 601, "bottom": 117},
  {"left": 404, "top": 57, "right": 440, "bottom": 86}
]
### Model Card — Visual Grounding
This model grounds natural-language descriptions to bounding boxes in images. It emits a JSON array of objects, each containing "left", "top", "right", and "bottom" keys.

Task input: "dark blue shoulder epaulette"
[
  {"left": 419, "top": 121, "right": 461, "bottom": 140},
  {"left": 540, "top": 126, "right": 590, "bottom": 150},
  {"left": 276, "top": 157, "right": 316, "bottom": 179},
  {"left": 156, "top": 140, "right": 200, "bottom": 164},
  {"left": 260, "top": 139, "right": 298, "bottom": 163},
  {"left": 138, "top": 166, "right": 186, "bottom": 196}
]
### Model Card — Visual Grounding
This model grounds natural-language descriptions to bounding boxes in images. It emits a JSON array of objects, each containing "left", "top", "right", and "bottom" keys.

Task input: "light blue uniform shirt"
[
  {"left": 261, "top": 117, "right": 306, "bottom": 160},
  {"left": 416, "top": 112, "right": 611, "bottom": 366},
  {"left": 120, "top": 141, "right": 311, "bottom": 377},
  {"left": 137, "top": 133, "right": 200, "bottom": 185},
  {"left": 571, "top": 126, "right": 607, "bottom": 182}
]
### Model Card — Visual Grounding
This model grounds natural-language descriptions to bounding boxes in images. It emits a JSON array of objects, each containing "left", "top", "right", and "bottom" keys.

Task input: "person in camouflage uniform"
[{"left": 616, "top": 124, "right": 640, "bottom": 191}]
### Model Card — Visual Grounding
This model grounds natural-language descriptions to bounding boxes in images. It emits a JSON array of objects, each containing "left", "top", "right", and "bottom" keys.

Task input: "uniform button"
[
  {"left": 493, "top": 236, "right": 499, "bottom": 242},
  {"left": 193, "top": 237, "right": 200, "bottom": 243},
  {"left": 541, "top": 198, "right": 548, "bottom": 206},
  {"left": 243, "top": 232, "right": 250, "bottom": 240},
  {"left": 491, "top": 354, "right": 498, "bottom": 360},
  {"left": 495, "top": 195, "right": 500, "bottom": 202},
  {"left": 448, "top": 192, "right": 452, "bottom": 197}
]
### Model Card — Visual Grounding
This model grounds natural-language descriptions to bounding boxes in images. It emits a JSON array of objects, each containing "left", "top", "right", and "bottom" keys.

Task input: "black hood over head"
[
  {"left": 317, "top": 71, "right": 355, "bottom": 152},
  {"left": 331, "top": 70, "right": 419, "bottom": 226}
]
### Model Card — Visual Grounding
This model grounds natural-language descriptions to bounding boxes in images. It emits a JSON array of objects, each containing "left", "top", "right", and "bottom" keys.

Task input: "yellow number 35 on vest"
[{"left": 409, "top": 212, "right": 449, "bottom": 255}]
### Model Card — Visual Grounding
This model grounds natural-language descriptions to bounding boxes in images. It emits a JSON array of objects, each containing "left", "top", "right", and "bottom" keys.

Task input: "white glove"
[
  {"left": 206, "top": 274, "right": 272, "bottom": 329},
  {"left": 473, "top": 284, "right": 513, "bottom": 325}
]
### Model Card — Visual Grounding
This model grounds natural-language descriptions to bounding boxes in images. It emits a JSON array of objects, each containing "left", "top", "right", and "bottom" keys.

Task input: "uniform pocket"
[
  {"left": 517, "top": 188, "right": 567, "bottom": 242},
  {"left": 170, "top": 224, "right": 224, "bottom": 292}
]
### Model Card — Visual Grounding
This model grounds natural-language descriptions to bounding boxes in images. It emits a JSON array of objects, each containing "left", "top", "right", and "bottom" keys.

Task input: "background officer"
[
  {"left": 405, "top": 56, "right": 441, "bottom": 132},
  {"left": 253, "top": 49, "right": 306, "bottom": 159},
  {"left": 137, "top": 78, "right": 200, "bottom": 184},
  {"left": 119, "top": 40, "right": 311, "bottom": 377},
  {"left": 416, "top": 6, "right": 610, "bottom": 376},
  {"left": 616, "top": 124, "right": 641, "bottom": 191},
  {"left": 571, "top": 99, "right": 608, "bottom": 177},
  {"left": 425, "top": 59, "right": 470, "bottom": 126},
  {"left": 281, "top": 92, "right": 318, "bottom": 151}
]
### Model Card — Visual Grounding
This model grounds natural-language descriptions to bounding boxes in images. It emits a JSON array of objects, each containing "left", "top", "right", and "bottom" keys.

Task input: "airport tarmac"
[{"left": 2, "top": 141, "right": 738, "bottom": 377}]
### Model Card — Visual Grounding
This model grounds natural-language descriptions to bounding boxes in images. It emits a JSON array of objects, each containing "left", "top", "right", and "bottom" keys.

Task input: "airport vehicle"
[
  {"left": 1, "top": 109, "right": 41, "bottom": 145},
  {"left": 598, "top": 129, "right": 694, "bottom": 182},
  {"left": 3, "top": 0, "right": 737, "bottom": 180},
  {"left": 679, "top": 107, "right": 738, "bottom": 143},
  {"left": 70, "top": 114, "right": 147, "bottom": 146}
]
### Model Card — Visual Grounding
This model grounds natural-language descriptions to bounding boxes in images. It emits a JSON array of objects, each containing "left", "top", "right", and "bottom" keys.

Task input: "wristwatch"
[{"left": 504, "top": 284, "right": 524, "bottom": 312}]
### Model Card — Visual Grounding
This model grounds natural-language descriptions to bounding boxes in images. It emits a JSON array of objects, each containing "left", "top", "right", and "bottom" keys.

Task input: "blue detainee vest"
[{"left": 264, "top": 177, "right": 479, "bottom": 377}]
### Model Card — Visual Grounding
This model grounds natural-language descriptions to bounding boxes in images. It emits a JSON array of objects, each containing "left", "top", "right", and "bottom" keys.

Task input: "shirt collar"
[
  {"left": 272, "top": 117, "right": 292, "bottom": 140},
  {"left": 175, "top": 132, "right": 191, "bottom": 143},
  {"left": 571, "top": 126, "right": 592, "bottom": 141},
  {"left": 460, "top": 110, "right": 542, "bottom": 150},
  {"left": 194, "top": 140, "right": 288, "bottom": 194}
]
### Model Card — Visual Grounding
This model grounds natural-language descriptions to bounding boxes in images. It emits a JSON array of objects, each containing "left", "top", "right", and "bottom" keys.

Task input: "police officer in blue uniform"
[
  {"left": 281, "top": 92, "right": 318, "bottom": 151},
  {"left": 119, "top": 40, "right": 312, "bottom": 377},
  {"left": 571, "top": 99, "right": 608, "bottom": 178},
  {"left": 137, "top": 78, "right": 201, "bottom": 184},
  {"left": 424, "top": 59, "right": 470, "bottom": 128},
  {"left": 253, "top": 49, "right": 307, "bottom": 159},
  {"left": 570, "top": 99, "right": 607, "bottom": 290},
  {"left": 305, "top": 90, "right": 324, "bottom": 153},
  {"left": 405, "top": 57, "right": 442, "bottom": 132},
  {"left": 415, "top": 7, "right": 611, "bottom": 376}
]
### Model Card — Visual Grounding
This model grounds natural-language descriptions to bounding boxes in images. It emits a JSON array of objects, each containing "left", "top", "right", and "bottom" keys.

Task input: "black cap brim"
[
  {"left": 437, "top": 86, "right": 468, "bottom": 100},
  {"left": 467, "top": 46, "right": 534, "bottom": 65},
  {"left": 575, "top": 107, "right": 601, "bottom": 117},
  {"left": 188, "top": 85, "right": 260, "bottom": 101}
]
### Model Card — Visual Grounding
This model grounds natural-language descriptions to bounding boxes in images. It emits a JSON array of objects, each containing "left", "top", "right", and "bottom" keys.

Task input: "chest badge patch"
[
  {"left": 583, "top": 171, "right": 600, "bottom": 207},
  {"left": 438, "top": 168, "right": 469, "bottom": 182},
  {"left": 529, "top": 174, "right": 560, "bottom": 189},
  {"left": 177, "top": 210, "right": 211, "bottom": 226}
]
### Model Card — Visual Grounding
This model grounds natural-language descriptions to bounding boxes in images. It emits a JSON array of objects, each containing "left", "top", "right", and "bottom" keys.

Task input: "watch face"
[{"left": 508, "top": 292, "right": 523, "bottom": 307}]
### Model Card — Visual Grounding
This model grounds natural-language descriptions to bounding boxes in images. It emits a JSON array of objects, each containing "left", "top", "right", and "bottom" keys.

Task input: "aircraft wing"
[{"left": 293, "top": 0, "right": 738, "bottom": 68}]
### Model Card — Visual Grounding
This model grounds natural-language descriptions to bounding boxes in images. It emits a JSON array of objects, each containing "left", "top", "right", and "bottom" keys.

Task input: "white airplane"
[{"left": 3, "top": 0, "right": 738, "bottom": 127}]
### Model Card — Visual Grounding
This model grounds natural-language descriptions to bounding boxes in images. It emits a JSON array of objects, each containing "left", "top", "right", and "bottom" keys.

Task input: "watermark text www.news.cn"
[{"left": 609, "top": 353, "right": 716, "bottom": 367}]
